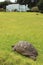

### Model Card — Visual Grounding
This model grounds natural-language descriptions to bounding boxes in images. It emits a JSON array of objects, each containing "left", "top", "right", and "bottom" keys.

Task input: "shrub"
[
  {"left": 38, "top": 0, "right": 43, "bottom": 13},
  {"left": 31, "top": 6, "right": 39, "bottom": 12},
  {"left": 0, "top": 8, "right": 6, "bottom": 12}
]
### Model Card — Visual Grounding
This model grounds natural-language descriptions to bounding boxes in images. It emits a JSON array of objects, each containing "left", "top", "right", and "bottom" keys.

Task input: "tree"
[
  {"left": 17, "top": 0, "right": 30, "bottom": 5},
  {"left": 0, "top": 1, "right": 12, "bottom": 9},
  {"left": 38, "top": 0, "right": 43, "bottom": 13},
  {"left": 17, "top": 0, "right": 39, "bottom": 8}
]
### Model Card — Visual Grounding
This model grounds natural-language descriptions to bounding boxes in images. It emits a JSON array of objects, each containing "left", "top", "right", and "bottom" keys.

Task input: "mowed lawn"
[{"left": 0, "top": 12, "right": 43, "bottom": 65}]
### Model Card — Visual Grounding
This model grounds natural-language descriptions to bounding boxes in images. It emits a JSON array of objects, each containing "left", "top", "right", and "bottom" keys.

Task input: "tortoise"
[{"left": 12, "top": 41, "right": 38, "bottom": 61}]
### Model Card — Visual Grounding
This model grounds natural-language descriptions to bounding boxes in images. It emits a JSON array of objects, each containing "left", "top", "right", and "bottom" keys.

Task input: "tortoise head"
[
  {"left": 12, "top": 45, "right": 16, "bottom": 51},
  {"left": 12, "top": 45, "right": 15, "bottom": 48}
]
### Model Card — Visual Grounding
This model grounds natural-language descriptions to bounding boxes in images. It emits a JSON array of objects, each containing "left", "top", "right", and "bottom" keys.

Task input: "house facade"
[{"left": 6, "top": 4, "right": 30, "bottom": 12}]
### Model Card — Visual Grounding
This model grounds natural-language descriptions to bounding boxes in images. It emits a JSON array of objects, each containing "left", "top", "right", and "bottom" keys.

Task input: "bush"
[
  {"left": 38, "top": 0, "right": 43, "bottom": 13},
  {"left": 31, "top": 6, "right": 39, "bottom": 12},
  {"left": 0, "top": 8, "right": 6, "bottom": 12}
]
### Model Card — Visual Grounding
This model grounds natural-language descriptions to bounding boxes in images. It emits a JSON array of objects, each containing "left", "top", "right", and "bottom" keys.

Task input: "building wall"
[{"left": 6, "top": 4, "right": 30, "bottom": 12}]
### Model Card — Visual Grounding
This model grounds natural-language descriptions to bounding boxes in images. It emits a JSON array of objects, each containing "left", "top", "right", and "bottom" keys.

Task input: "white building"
[
  {"left": 6, "top": 4, "right": 30, "bottom": 12},
  {"left": 6, "top": 4, "right": 19, "bottom": 12}
]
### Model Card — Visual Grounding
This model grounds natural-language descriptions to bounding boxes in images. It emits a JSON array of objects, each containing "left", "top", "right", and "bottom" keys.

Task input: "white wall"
[
  {"left": 6, "top": 4, "right": 19, "bottom": 12},
  {"left": 6, "top": 4, "right": 30, "bottom": 12}
]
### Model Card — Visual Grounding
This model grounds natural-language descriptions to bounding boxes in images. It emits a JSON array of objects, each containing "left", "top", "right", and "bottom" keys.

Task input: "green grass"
[{"left": 0, "top": 12, "right": 43, "bottom": 65}]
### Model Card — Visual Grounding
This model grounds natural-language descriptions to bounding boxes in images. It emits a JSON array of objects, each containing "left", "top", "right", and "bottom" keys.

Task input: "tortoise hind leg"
[{"left": 30, "top": 56, "right": 36, "bottom": 61}]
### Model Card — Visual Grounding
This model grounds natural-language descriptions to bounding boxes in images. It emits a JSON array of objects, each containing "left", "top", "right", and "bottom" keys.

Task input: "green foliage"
[
  {"left": 0, "top": 12, "right": 43, "bottom": 65},
  {"left": 38, "top": 0, "right": 43, "bottom": 13},
  {"left": 0, "top": 1, "right": 11, "bottom": 9},
  {"left": 31, "top": 6, "right": 39, "bottom": 12},
  {"left": 0, "top": 8, "right": 5, "bottom": 12}
]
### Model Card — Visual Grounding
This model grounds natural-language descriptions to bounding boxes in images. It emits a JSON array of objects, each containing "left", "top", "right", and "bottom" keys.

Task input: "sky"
[{"left": 0, "top": 0, "right": 16, "bottom": 2}]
